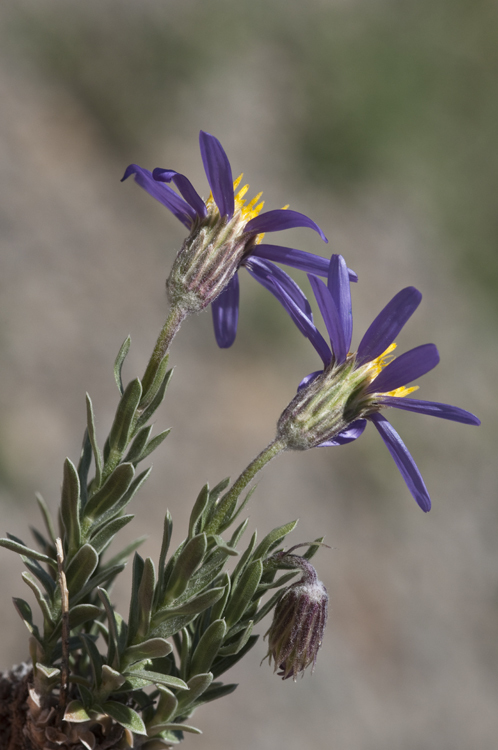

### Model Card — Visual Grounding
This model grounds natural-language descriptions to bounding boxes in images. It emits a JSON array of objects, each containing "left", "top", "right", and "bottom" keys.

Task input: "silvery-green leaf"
[
  {"left": 101, "top": 665, "right": 126, "bottom": 694},
  {"left": 93, "top": 468, "right": 151, "bottom": 533},
  {"left": 176, "top": 672, "right": 212, "bottom": 713},
  {"left": 66, "top": 544, "right": 99, "bottom": 597},
  {"left": 148, "top": 685, "right": 177, "bottom": 726},
  {"left": 211, "top": 635, "right": 259, "bottom": 679},
  {"left": 101, "top": 701, "right": 147, "bottom": 735},
  {"left": 107, "top": 378, "right": 142, "bottom": 459},
  {"left": 189, "top": 619, "right": 226, "bottom": 677},
  {"left": 12, "top": 597, "right": 39, "bottom": 637},
  {"left": 124, "top": 425, "right": 153, "bottom": 465},
  {"left": 192, "top": 681, "right": 238, "bottom": 707},
  {"left": 86, "top": 394, "right": 103, "bottom": 489},
  {"left": 114, "top": 336, "right": 131, "bottom": 396},
  {"left": 163, "top": 534, "right": 207, "bottom": 605},
  {"left": 20, "top": 555, "right": 56, "bottom": 596},
  {"left": 83, "top": 463, "right": 135, "bottom": 523},
  {"left": 218, "top": 620, "right": 254, "bottom": 656},
  {"left": 217, "top": 485, "right": 257, "bottom": 534},
  {"left": 97, "top": 588, "right": 121, "bottom": 669},
  {"left": 179, "top": 627, "right": 191, "bottom": 681},
  {"left": 64, "top": 700, "right": 92, "bottom": 723},
  {"left": 30, "top": 527, "right": 55, "bottom": 559},
  {"left": 170, "top": 548, "right": 228, "bottom": 607},
  {"left": 22, "top": 572, "right": 54, "bottom": 630},
  {"left": 136, "top": 367, "right": 173, "bottom": 431},
  {"left": 228, "top": 518, "right": 249, "bottom": 549},
  {"left": 60, "top": 458, "right": 82, "bottom": 555},
  {"left": 0, "top": 538, "right": 57, "bottom": 569},
  {"left": 136, "top": 557, "right": 156, "bottom": 639},
  {"left": 36, "top": 664, "right": 60, "bottom": 685},
  {"left": 152, "top": 587, "right": 225, "bottom": 631},
  {"left": 68, "top": 604, "right": 102, "bottom": 630},
  {"left": 208, "top": 535, "right": 239, "bottom": 556},
  {"left": 139, "top": 429, "right": 171, "bottom": 463},
  {"left": 155, "top": 511, "right": 173, "bottom": 606},
  {"left": 252, "top": 520, "right": 298, "bottom": 561},
  {"left": 209, "top": 572, "right": 230, "bottom": 623},
  {"left": 77, "top": 430, "right": 93, "bottom": 508},
  {"left": 74, "top": 563, "right": 126, "bottom": 605},
  {"left": 90, "top": 515, "right": 134, "bottom": 555},
  {"left": 256, "top": 570, "right": 297, "bottom": 596},
  {"left": 123, "top": 670, "right": 188, "bottom": 691},
  {"left": 224, "top": 559, "right": 263, "bottom": 628},
  {"left": 123, "top": 638, "right": 172, "bottom": 668},
  {"left": 139, "top": 354, "right": 170, "bottom": 413},
  {"left": 150, "top": 723, "right": 202, "bottom": 735},
  {"left": 209, "top": 477, "right": 231, "bottom": 504},
  {"left": 80, "top": 633, "right": 103, "bottom": 688},
  {"left": 127, "top": 553, "right": 145, "bottom": 645},
  {"left": 35, "top": 493, "right": 57, "bottom": 545},
  {"left": 251, "top": 588, "right": 285, "bottom": 625},
  {"left": 230, "top": 530, "right": 257, "bottom": 589},
  {"left": 188, "top": 484, "right": 210, "bottom": 539},
  {"left": 302, "top": 536, "right": 325, "bottom": 561}
]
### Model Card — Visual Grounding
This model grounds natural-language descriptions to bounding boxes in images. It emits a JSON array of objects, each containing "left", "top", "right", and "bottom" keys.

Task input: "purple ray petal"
[
  {"left": 318, "top": 419, "right": 367, "bottom": 446},
  {"left": 122, "top": 164, "right": 196, "bottom": 229},
  {"left": 252, "top": 244, "right": 358, "bottom": 282},
  {"left": 378, "top": 396, "right": 481, "bottom": 425},
  {"left": 366, "top": 344, "right": 440, "bottom": 394},
  {"left": 244, "top": 257, "right": 312, "bottom": 318},
  {"left": 199, "top": 131, "right": 234, "bottom": 219},
  {"left": 266, "top": 276, "right": 332, "bottom": 367},
  {"left": 298, "top": 370, "right": 323, "bottom": 392},
  {"left": 211, "top": 273, "right": 240, "bottom": 348},
  {"left": 152, "top": 168, "right": 207, "bottom": 219},
  {"left": 245, "top": 209, "right": 328, "bottom": 242},
  {"left": 308, "top": 274, "right": 347, "bottom": 364},
  {"left": 357, "top": 287, "right": 422, "bottom": 365},
  {"left": 369, "top": 413, "right": 431, "bottom": 512},
  {"left": 328, "top": 255, "right": 353, "bottom": 354}
]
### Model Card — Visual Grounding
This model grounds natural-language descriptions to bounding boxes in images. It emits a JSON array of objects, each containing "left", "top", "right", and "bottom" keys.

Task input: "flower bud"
[{"left": 265, "top": 554, "right": 328, "bottom": 681}]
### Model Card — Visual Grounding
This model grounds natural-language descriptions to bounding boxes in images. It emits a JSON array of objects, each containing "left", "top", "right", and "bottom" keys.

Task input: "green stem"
[
  {"left": 208, "top": 437, "right": 286, "bottom": 532},
  {"left": 142, "top": 304, "right": 187, "bottom": 394}
]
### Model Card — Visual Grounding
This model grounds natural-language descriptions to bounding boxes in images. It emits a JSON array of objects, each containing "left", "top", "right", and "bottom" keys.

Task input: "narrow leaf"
[
  {"left": 124, "top": 425, "right": 153, "bottom": 465},
  {"left": 36, "top": 493, "right": 56, "bottom": 544},
  {"left": 60, "top": 458, "right": 82, "bottom": 555},
  {"left": 107, "top": 378, "right": 142, "bottom": 458},
  {"left": 66, "top": 544, "right": 99, "bottom": 597},
  {"left": 86, "top": 394, "right": 103, "bottom": 488},
  {"left": 189, "top": 619, "right": 226, "bottom": 677},
  {"left": 176, "top": 673, "right": 212, "bottom": 713},
  {"left": 101, "top": 701, "right": 147, "bottom": 735},
  {"left": 122, "top": 670, "right": 188, "bottom": 691},
  {"left": 83, "top": 463, "right": 135, "bottom": 522},
  {"left": 224, "top": 559, "right": 263, "bottom": 628},
  {"left": 90, "top": 515, "right": 134, "bottom": 555},
  {"left": 139, "top": 429, "right": 171, "bottom": 463},
  {"left": 0, "top": 538, "right": 57, "bottom": 568},
  {"left": 68, "top": 604, "right": 102, "bottom": 630},
  {"left": 163, "top": 534, "right": 207, "bottom": 604},
  {"left": 135, "top": 369, "right": 173, "bottom": 431},
  {"left": 155, "top": 511, "right": 172, "bottom": 605},
  {"left": 123, "top": 638, "right": 172, "bottom": 667},
  {"left": 114, "top": 336, "right": 131, "bottom": 395},
  {"left": 252, "top": 520, "right": 298, "bottom": 561},
  {"left": 77, "top": 430, "right": 93, "bottom": 508},
  {"left": 136, "top": 557, "right": 156, "bottom": 639}
]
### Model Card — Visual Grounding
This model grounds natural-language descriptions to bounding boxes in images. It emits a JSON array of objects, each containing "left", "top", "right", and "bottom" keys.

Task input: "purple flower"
[
  {"left": 274, "top": 254, "right": 480, "bottom": 512},
  {"left": 122, "top": 131, "right": 356, "bottom": 347}
]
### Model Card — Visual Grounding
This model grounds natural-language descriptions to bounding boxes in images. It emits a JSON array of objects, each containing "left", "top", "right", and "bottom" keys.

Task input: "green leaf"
[
  {"left": 35, "top": 493, "right": 57, "bottom": 545},
  {"left": 104, "top": 536, "right": 147, "bottom": 569},
  {"left": 169, "top": 547, "right": 228, "bottom": 608},
  {"left": 123, "top": 638, "right": 172, "bottom": 668},
  {"left": 187, "top": 484, "right": 210, "bottom": 539},
  {"left": 0, "top": 538, "right": 57, "bottom": 569},
  {"left": 122, "top": 670, "right": 188, "bottom": 691},
  {"left": 176, "top": 673, "right": 212, "bottom": 713},
  {"left": 64, "top": 700, "right": 92, "bottom": 723},
  {"left": 153, "top": 587, "right": 225, "bottom": 627},
  {"left": 80, "top": 633, "right": 103, "bottom": 688},
  {"left": 208, "top": 535, "right": 239, "bottom": 557},
  {"left": 66, "top": 544, "right": 99, "bottom": 598},
  {"left": 77, "top": 430, "right": 93, "bottom": 508},
  {"left": 252, "top": 520, "right": 298, "bottom": 561},
  {"left": 83, "top": 463, "right": 135, "bottom": 523},
  {"left": 135, "top": 368, "right": 173, "bottom": 432},
  {"left": 127, "top": 553, "right": 145, "bottom": 646},
  {"left": 86, "top": 394, "right": 103, "bottom": 489},
  {"left": 150, "top": 723, "right": 202, "bottom": 735},
  {"left": 250, "top": 588, "right": 285, "bottom": 625},
  {"left": 68, "top": 604, "right": 102, "bottom": 630},
  {"left": 60, "top": 458, "right": 82, "bottom": 555},
  {"left": 139, "top": 354, "right": 170, "bottom": 413},
  {"left": 148, "top": 685, "right": 177, "bottom": 726},
  {"left": 136, "top": 557, "right": 156, "bottom": 640},
  {"left": 155, "top": 511, "right": 173, "bottom": 605},
  {"left": 230, "top": 530, "right": 257, "bottom": 589},
  {"left": 97, "top": 588, "right": 121, "bottom": 670},
  {"left": 101, "top": 665, "right": 126, "bottom": 694},
  {"left": 114, "top": 336, "right": 131, "bottom": 395},
  {"left": 139, "top": 429, "right": 171, "bottom": 463},
  {"left": 90, "top": 515, "right": 134, "bottom": 555},
  {"left": 218, "top": 621, "right": 254, "bottom": 656},
  {"left": 302, "top": 537, "right": 325, "bottom": 561},
  {"left": 224, "top": 559, "right": 263, "bottom": 628},
  {"left": 163, "top": 534, "right": 207, "bottom": 605},
  {"left": 107, "top": 377, "right": 143, "bottom": 459},
  {"left": 101, "top": 701, "right": 147, "bottom": 735},
  {"left": 20, "top": 555, "right": 56, "bottom": 596},
  {"left": 12, "top": 597, "right": 39, "bottom": 637},
  {"left": 211, "top": 635, "right": 259, "bottom": 679},
  {"left": 21, "top": 572, "right": 55, "bottom": 630},
  {"left": 74, "top": 564, "right": 126, "bottom": 605},
  {"left": 189, "top": 619, "right": 226, "bottom": 677},
  {"left": 124, "top": 425, "right": 153, "bottom": 465},
  {"left": 209, "top": 572, "right": 230, "bottom": 623},
  {"left": 228, "top": 517, "right": 249, "bottom": 549},
  {"left": 192, "top": 681, "right": 238, "bottom": 707}
]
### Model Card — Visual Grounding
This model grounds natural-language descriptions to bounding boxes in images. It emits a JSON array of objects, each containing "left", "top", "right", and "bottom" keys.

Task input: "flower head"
[
  {"left": 274, "top": 254, "right": 480, "bottom": 512},
  {"left": 264, "top": 551, "right": 328, "bottom": 681},
  {"left": 122, "top": 132, "right": 357, "bottom": 347}
]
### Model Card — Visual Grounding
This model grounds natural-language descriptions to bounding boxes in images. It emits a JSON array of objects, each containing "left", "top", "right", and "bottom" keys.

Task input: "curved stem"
[
  {"left": 142, "top": 304, "right": 187, "bottom": 394},
  {"left": 208, "top": 437, "right": 286, "bottom": 532}
]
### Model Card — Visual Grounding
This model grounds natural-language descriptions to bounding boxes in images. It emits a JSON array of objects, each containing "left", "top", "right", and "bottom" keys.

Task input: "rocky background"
[{"left": 0, "top": 1, "right": 496, "bottom": 749}]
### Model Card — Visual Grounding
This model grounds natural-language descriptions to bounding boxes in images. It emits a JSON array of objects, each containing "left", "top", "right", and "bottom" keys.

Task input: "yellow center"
[{"left": 365, "top": 343, "right": 418, "bottom": 398}]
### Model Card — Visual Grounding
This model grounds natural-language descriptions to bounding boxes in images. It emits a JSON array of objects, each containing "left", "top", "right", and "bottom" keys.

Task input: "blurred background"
[{"left": 0, "top": 1, "right": 496, "bottom": 748}]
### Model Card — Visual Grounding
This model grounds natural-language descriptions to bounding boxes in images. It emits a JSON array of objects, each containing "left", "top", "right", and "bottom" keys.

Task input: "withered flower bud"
[{"left": 265, "top": 553, "right": 328, "bottom": 681}]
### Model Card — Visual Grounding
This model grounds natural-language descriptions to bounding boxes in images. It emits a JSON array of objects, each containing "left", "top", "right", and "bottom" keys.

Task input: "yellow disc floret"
[{"left": 366, "top": 343, "right": 419, "bottom": 398}]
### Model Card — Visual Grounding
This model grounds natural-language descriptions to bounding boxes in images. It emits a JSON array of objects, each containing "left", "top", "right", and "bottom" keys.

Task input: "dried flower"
[{"left": 265, "top": 553, "right": 328, "bottom": 681}]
